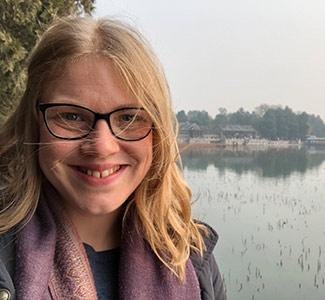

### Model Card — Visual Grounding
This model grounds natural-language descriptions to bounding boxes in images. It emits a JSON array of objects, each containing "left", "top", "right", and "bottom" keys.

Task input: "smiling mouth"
[{"left": 78, "top": 166, "right": 122, "bottom": 178}]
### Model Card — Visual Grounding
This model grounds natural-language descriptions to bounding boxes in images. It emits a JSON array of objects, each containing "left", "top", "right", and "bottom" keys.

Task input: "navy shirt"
[{"left": 84, "top": 243, "right": 120, "bottom": 300}]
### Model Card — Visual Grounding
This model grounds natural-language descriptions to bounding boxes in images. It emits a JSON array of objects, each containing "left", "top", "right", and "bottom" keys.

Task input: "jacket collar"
[{"left": 190, "top": 221, "right": 219, "bottom": 270}]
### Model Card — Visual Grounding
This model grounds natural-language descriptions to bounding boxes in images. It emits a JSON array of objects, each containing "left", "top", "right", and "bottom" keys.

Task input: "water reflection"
[
  {"left": 181, "top": 148, "right": 325, "bottom": 177},
  {"left": 183, "top": 147, "right": 325, "bottom": 299}
]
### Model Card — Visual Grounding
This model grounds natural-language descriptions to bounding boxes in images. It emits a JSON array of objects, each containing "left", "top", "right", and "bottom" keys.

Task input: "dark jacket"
[
  {"left": 0, "top": 225, "right": 226, "bottom": 300},
  {"left": 190, "top": 223, "right": 227, "bottom": 300},
  {"left": 0, "top": 233, "right": 15, "bottom": 300}
]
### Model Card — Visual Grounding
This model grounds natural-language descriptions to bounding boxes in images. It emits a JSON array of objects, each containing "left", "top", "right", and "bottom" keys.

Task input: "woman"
[{"left": 0, "top": 17, "right": 226, "bottom": 300}]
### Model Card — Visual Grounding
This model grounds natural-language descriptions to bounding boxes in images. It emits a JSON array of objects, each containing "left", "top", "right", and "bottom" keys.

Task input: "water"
[{"left": 181, "top": 147, "right": 325, "bottom": 300}]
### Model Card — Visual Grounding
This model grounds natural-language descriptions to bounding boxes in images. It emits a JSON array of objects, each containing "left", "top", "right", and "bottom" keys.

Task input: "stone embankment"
[{"left": 178, "top": 138, "right": 301, "bottom": 152}]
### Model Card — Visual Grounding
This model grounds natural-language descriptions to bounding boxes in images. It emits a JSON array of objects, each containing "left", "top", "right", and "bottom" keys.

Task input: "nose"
[{"left": 80, "top": 119, "right": 120, "bottom": 157}]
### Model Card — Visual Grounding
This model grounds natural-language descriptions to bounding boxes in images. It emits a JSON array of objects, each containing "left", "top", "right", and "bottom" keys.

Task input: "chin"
[{"left": 71, "top": 194, "right": 128, "bottom": 217}]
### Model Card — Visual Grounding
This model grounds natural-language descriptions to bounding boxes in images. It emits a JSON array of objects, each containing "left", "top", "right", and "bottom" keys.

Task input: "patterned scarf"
[{"left": 15, "top": 194, "right": 201, "bottom": 300}]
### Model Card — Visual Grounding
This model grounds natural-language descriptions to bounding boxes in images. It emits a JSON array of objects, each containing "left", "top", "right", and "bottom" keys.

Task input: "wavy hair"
[{"left": 0, "top": 16, "right": 206, "bottom": 281}]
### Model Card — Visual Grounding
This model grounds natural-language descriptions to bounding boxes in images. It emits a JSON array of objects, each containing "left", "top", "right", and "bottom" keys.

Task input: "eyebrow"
[{"left": 43, "top": 100, "right": 142, "bottom": 111}]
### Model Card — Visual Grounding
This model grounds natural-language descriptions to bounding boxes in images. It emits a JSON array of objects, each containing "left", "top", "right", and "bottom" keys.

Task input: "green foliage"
[
  {"left": 187, "top": 110, "right": 212, "bottom": 127},
  {"left": 308, "top": 114, "right": 325, "bottom": 137},
  {"left": 176, "top": 105, "right": 323, "bottom": 139},
  {"left": 257, "top": 106, "right": 309, "bottom": 140},
  {"left": 228, "top": 107, "right": 252, "bottom": 126},
  {"left": 214, "top": 113, "right": 228, "bottom": 128},
  {"left": 0, "top": 0, "right": 95, "bottom": 121},
  {"left": 258, "top": 109, "right": 277, "bottom": 139},
  {"left": 176, "top": 110, "right": 187, "bottom": 122}
]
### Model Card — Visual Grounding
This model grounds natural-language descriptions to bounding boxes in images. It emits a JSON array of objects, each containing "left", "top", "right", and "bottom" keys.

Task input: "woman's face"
[{"left": 38, "top": 56, "right": 153, "bottom": 218}]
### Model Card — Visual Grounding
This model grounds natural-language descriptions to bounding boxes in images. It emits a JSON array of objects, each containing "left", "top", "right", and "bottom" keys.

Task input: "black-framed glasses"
[{"left": 38, "top": 103, "right": 153, "bottom": 141}]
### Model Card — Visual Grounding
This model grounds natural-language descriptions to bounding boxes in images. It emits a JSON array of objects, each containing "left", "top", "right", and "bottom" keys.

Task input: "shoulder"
[
  {"left": 190, "top": 221, "right": 227, "bottom": 300},
  {"left": 0, "top": 232, "right": 16, "bottom": 300},
  {"left": 0, "top": 232, "right": 15, "bottom": 272},
  {"left": 190, "top": 221, "right": 218, "bottom": 270}
]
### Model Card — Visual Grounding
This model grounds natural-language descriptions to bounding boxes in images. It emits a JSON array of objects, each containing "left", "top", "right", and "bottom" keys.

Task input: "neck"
[
  {"left": 41, "top": 182, "right": 123, "bottom": 251},
  {"left": 66, "top": 208, "right": 123, "bottom": 251}
]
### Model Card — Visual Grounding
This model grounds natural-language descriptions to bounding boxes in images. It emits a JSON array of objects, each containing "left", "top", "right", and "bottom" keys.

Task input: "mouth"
[{"left": 77, "top": 165, "right": 122, "bottom": 178}]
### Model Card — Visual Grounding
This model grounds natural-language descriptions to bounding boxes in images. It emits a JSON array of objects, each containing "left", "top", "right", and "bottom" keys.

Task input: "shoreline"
[{"left": 178, "top": 141, "right": 302, "bottom": 152}]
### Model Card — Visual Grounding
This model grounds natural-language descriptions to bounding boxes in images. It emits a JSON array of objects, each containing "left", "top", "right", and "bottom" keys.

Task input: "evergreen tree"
[
  {"left": 187, "top": 110, "right": 212, "bottom": 127},
  {"left": 308, "top": 115, "right": 325, "bottom": 137},
  {"left": 176, "top": 110, "right": 187, "bottom": 123},
  {"left": 297, "top": 112, "right": 309, "bottom": 139},
  {"left": 0, "top": 0, "right": 95, "bottom": 122}
]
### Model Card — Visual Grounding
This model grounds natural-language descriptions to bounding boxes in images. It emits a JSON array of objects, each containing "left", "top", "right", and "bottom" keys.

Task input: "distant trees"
[
  {"left": 0, "top": 0, "right": 95, "bottom": 122},
  {"left": 258, "top": 106, "right": 305, "bottom": 139},
  {"left": 176, "top": 110, "right": 187, "bottom": 122},
  {"left": 308, "top": 115, "right": 325, "bottom": 137},
  {"left": 177, "top": 104, "right": 325, "bottom": 139},
  {"left": 187, "top": 110, "right": 212, "bottom": 127},
  {"left": 214, "top": 108, "right": 228, "bottom": 128}
]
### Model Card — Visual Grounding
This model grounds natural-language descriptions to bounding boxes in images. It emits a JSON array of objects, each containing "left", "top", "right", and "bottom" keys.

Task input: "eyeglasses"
[{"left": 38, "top": 103, "right": 153, "bottom": 141}]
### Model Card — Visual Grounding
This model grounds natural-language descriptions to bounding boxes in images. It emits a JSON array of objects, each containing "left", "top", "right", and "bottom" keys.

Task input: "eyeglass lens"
[{"left": 44, "top": 105, "right": 152, "bottom": 141}]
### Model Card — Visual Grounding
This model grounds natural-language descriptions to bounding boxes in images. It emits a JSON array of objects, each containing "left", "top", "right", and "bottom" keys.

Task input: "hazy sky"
[{"left": 95, "top": 0, "right": 325, "bottom": 119}]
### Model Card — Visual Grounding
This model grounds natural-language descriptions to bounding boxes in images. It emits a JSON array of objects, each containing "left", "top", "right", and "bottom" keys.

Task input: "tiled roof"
[{"left": 179, "top": 121, "right": 201, "bottom": 131}]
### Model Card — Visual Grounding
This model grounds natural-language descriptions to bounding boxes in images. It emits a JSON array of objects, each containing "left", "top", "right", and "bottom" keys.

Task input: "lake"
[{"left": 181, "top": 147, "right": 325, "bottom": 300}]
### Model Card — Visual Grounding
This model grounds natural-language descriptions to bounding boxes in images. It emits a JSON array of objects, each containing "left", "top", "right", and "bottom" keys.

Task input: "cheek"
[
  {"left": 127, "top": 135, "right": 153, "bottom": 174},
  {"left": 39, "top": 122, "right": 52, "bottom": 144},
  {"left": 144, "top": 134, "right": 153, "bottom": 164},
  {"left": 38, "top": 125, "right": 76, "bottom": 171},
  {"left": 38, "top": 136, "right": 58, "bottom": 174},
  {"left": 39, "top": 125, "right": 52, "bottom": 169}
]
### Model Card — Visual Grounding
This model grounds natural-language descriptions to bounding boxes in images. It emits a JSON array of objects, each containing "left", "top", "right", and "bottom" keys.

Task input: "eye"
[
  {"left": 119, "top": 113, "right": 138, "bottom": 122},
  {"left": 111, "top": 108, "right": 152, "bottom": 131},
  {"left": 60, "top": 112, "right": 83, "bottom": 121}
]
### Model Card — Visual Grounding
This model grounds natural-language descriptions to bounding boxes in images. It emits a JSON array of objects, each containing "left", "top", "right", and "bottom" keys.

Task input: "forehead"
[{"left": 42, "top": 55, "right": 137, "bottom": 111}]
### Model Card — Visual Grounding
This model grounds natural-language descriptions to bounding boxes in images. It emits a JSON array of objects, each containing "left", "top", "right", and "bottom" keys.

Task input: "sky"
[{"left": 95, "top": 0, "right": 325, "bottom": 120}]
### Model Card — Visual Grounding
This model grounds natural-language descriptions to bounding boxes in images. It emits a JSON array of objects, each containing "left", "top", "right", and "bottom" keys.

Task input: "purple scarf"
[{"left": 15, "top": 196, "right": 201, "bottom": 299}]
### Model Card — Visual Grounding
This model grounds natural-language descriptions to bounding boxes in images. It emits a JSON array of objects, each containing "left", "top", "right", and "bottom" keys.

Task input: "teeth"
[
  {"left": 93, "top": 171, "right": 101, "bottom": 178},
  {"left": 81, "top": 166, "right": 121, "bottom": 178},
  {"left": 101, "top": 169, "right": 109, "bottom": 178}
]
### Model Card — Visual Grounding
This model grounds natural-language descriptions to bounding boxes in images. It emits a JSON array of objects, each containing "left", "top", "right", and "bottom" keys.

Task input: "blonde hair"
[{"left": 0, "top": 16, "right": 206, "bottom": 281}]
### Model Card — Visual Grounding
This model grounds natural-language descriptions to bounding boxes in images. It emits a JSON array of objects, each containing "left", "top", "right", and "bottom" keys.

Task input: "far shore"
[{"left": 178, "top": 140, "right": 302, "bottom": 153}]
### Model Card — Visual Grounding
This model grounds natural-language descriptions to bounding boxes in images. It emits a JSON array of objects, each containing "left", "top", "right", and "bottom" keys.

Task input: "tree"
[
  {"left": 0, "top": 0, "right": 95, "bottom": 122},
  {"left": 254, "top": 104, "right": 281, "bottom": 117},
  {"left": 228, "top": 107, "right": 252, "bottom": 125},
  {"left": 187, "top": 110, "right": 212, "bottom": 127},
  {"left": 213, "top": 107, "right": 228, "bottom": 130},
  {"left": 254, "top": 104, "right": 270, "bottom": 117},
  {"left": 214, "top": 112, "right": 228, "bottom": 129},
  {"left": 275, "top": 108, "right": 289, "bottom": 139},
  {"left": 308, "top": 115, "right": 325, "bottom": 137},
  {"left": 297, "top": 112, "right": 309, "bottom": 139},
  {"left": 258, "top": 110, "right": 277, "bottom": 139},
  {"left": 283, "top": 106, "right": 299, "bottom": 140},
  {"left": 176, "top": 110, "right": 187, "bottom": 123},
  {"left": 218, "top": 107, "right": 227, "bottom": 115}
]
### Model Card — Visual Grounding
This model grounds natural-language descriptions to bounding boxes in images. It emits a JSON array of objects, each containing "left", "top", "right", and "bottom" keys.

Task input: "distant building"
[
  {"left": 304, "top": 135, "right": 325, "bottom": 146},
  {"left": 178, "top": 122, "right": 202, "bottom": 142},
  {"left": 221, "top": 125, "right": 257, "bottom": 138}
]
